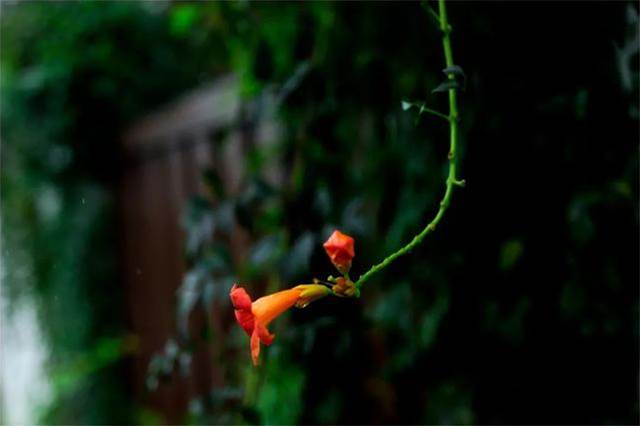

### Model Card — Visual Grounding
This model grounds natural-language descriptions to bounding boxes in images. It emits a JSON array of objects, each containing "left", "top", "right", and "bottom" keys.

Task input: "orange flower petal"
[
  {"left": 250, "top": 328, "right": 261, "bottom": 366},
  {"left": 230, "top": 284, "right": 255, "bottom": 336},
  {"left": 230, "top": 284, "right": 252, "bottom": 310},
  {"left": 234, "top": 308, "right": 255, "bottom": 337},
  {"left": 251, "top": 288, "right": 303, "bottom": 326},
  {"left": 255, "top": 321, "right": 275, "bottom": 345}
]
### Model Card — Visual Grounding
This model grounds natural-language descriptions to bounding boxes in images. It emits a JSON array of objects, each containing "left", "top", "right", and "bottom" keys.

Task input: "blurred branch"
[
  {"left": 356, "top": 0, "right": 464, "bottom": 288},
  {"left": 275, "top": 61, "right": 312, "bottom": 106},
  {"left": 421, "top": 1, "right": 441, "bottom": 26}
]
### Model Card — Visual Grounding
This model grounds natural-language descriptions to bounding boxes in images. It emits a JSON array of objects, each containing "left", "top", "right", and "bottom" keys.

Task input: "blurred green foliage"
[
  {"left": 1, "top": 2, "right": 223, "bottom": 423},
  {"left": 2, "top": 1, "right": 638, "bottom": 425}
]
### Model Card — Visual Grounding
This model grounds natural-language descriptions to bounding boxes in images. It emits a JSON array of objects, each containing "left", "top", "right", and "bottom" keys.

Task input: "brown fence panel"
[{"left": 119, "top": 76, "right": 251, "bottom": 423}]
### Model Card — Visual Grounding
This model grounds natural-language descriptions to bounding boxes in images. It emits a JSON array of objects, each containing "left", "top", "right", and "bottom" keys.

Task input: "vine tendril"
[{"left": 356, "top": 0, "right": 463, "bottom": 288}]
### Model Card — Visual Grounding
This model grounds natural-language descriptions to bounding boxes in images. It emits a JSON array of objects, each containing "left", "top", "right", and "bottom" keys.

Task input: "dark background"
[{"left": 1, "top": 2, "right": 638, "bottom": 424}]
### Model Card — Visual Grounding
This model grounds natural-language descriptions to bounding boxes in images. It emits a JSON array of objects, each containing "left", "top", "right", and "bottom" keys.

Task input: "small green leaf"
[
  {"left": 401, "top": 100, "right": 414, "bottom": 111},
  {"left": 432, "top": 80, "right": 460, "bottom": 93}
]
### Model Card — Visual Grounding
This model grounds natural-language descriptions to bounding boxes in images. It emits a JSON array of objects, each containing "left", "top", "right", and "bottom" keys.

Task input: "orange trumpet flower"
[{"left": 229, "top": 283, "right": 329, "bottom": 365}]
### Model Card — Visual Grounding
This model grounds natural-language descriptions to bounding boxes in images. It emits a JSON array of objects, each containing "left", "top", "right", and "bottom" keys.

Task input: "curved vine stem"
[{"left": 355, "top": 0, "right": 463, "bottom": 288}]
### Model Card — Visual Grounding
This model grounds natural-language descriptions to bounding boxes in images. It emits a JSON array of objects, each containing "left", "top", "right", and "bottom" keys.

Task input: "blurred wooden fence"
[{"left": 118, "top": 75, "right": 279, "bottom": 423}]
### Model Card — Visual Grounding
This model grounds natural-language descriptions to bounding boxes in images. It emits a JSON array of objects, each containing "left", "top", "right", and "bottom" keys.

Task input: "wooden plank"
[
  {"left": 122, "top": 75, "right": 239, "bottom": 152},
  {"left": 119, "top": 74, "right": 281, "bottom": 422}
]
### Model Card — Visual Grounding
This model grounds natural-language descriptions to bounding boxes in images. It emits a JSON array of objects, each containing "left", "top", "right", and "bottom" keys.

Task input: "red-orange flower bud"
[{"left": 323, "top": 230, "right": 355, "bottom": 274}]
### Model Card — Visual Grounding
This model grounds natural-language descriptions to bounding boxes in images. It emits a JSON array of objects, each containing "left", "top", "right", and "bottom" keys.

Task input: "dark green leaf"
[
  {"left": 442, "top": 65, "right": 466, "bottom": 78},
  {"left": 432, "top": 80, "right": 460, "bottom": 93}
]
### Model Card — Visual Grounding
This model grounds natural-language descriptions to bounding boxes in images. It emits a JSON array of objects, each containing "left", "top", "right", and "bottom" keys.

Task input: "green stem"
[{"left": 356, "top": 0, "right": 462, "bottom": 288}]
